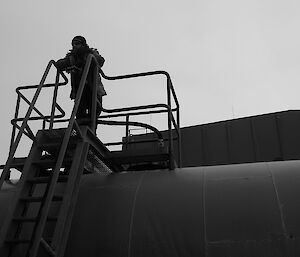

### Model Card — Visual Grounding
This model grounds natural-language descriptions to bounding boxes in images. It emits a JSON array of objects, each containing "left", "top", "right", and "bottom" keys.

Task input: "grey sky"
[{"left": 1, "top": 0, "right": 300, "bottom": 164}]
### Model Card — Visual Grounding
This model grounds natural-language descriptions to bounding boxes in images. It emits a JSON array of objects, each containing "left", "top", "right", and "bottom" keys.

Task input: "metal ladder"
[
  {"left": 0, "top": 128, "right": 91, "bottom": 257},
  {"left": 0, "top": 53, "right": 181, "bottom": 256},
  {"left": 0, "top": 56, "right": 112, "bottom": 257}
]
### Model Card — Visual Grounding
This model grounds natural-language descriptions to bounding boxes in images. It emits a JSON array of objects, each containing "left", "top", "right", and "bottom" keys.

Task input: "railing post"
[
  {"left": 9, "top": 94, "right": 21, "bottom": 158},
  {"left": 167, "top": 76, "right": 174, "bottom": 169},
  {"left": 49, "top": 70, "right": 60, "bottom": 130},
  {"left": 177, "top": 108, "right": 182, "bottom": 167},
  {"left": 125, "top": 115, "right": 130, "bottom": 150}
]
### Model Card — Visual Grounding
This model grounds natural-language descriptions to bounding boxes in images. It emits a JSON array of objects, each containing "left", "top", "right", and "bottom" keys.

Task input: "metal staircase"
[{"left": 0, "top": 54, "right": 181, "bottom": 257}]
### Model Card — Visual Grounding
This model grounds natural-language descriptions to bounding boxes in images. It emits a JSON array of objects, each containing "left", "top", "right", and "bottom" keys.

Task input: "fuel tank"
[{"left": 1, "top": 160, "right": 300, "bottom": 257}]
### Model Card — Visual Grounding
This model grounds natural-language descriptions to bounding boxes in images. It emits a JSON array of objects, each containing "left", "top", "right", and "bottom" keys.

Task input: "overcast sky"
[{"left": 1, "top": 0, "right": 300, "bottom": 165}]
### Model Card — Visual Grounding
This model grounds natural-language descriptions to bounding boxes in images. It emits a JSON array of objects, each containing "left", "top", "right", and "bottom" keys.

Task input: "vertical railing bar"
[
  {"left": 49, "top": 71, "right": 60, "bottom": 130},
  {"left": 125, "top": 115, "right": 130, "bottom": 150},
  {"left": 177, "top": 108, "right": 182, "bottom": 167},
  {"left": 167, "top": 78, "right": 174, "bottom": 169},
  {"left": 169, "top": 77, "right": 181, "bottom": 168},
  {"left": 9, "top": 94, "right": 21, "bottom": 157},
  {"left": 42, "top": 119, "right": 46, "bottom": 130}
]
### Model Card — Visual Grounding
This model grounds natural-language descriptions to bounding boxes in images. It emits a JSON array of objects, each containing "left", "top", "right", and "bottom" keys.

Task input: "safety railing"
[
  {"left": 9, "top": 72, "right": 68, "bottom": 152},
  {"left": 99, "top": 69, "right": 181, "bottom": 168},
  {"left": 0, "top": 61, "right": 69, "bottom": 187},
  {"left": 0, "top": 54, "right": 181, "bottom": 186}
]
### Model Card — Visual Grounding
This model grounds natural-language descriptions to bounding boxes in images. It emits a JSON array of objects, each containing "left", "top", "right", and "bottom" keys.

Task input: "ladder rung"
[
  {"left": 13, "top": 217, "right": 38, "bottom": 222},
  {"left": 38, "top": 141, "right": 61, "bottom": 148},
  {"left": 27, "top": 175, "right": 68, "bottom": 184},
  {"left": 13, "top": 216, "right": 57, "bottom": 223},
  {"left": 5, "top": 239, "right": 31, "bottom": 244},
  {"left": 20, "top": 195, "right": 63, "bottom": 202}
]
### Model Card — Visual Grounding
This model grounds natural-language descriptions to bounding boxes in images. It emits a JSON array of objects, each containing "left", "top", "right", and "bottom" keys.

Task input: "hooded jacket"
[{"left": 56, "top": 47, "right": 106, "bottom": 100}]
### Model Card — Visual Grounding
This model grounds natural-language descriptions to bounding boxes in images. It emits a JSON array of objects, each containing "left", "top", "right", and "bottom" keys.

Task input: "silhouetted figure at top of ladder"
[{"left": 56, "top": 36, "right": 107, "bottom": 132}]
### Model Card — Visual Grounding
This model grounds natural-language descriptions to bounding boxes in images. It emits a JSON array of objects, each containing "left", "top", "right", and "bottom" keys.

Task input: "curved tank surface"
[{"left": 1, "top": 160, "right": 300, "bottom": 257}]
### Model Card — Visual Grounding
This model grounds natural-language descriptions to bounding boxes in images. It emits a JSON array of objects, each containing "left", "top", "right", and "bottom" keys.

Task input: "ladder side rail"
[
  {"left": 29, "top": 55, "right": 95, "bottom": 257},
  {"left": 0, "top": 135, "right": 43, "bottom": 248},
  {"left": 9, "top": 94, "right": 21, "bottom": 157},
  {"left": 0, "top": 61, "right": 55, "bottom": 189},
  {"left": 49, "top": 71, "right": 61, "bottom": 130},
  {"left": 51, "top": 142, "right": 89, "bottom": 254}
]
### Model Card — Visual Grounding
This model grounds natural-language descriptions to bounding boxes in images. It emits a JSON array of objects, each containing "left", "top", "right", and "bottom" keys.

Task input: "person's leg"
[{"left": 76, "top": 90, "right": 89, "bottom": 125}]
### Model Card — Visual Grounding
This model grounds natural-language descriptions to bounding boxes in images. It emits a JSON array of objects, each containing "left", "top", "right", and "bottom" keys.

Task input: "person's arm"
[
  {"left": 92, "top": 49, "right": 105, "bottom": 67},
  {"left": 56, "top": 54, "right": 72, "bottom": 71}
]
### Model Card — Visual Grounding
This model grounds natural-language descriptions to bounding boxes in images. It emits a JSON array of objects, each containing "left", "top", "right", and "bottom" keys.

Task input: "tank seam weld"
[
  {"left": 265, "top": 162, "right": 288, "bottom": 237},
  {"left": 127, "top": 174, "right": 144, "bottom": 257}
]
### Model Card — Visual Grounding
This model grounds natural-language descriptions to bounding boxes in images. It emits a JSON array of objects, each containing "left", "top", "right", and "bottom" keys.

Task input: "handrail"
[
  {"left": 99, "top": 65, "right": 181, "bottom": 167},
  {"left": 0, "top": 60, "right": 68, "bottom": 188},
  {"left": 8, "top": 65, "right": 68, "bottom": 154},
  {"left": 1, "top": 52, "right": 181, "bottom": 186},
  {"left": 0, "top": 61, "right": 68, "bottom": 186},
  {"left": 99, "top": 69, "right": 180, "bottom": 110}
]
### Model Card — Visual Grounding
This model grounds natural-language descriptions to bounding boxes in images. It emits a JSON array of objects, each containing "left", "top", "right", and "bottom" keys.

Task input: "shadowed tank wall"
[{"left": 1, "top": 161, "right": 299, "bottom": 256}]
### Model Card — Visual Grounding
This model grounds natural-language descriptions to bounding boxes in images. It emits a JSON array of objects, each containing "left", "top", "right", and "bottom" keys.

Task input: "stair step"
[
  {"left": 13, "top": 216, "right": 57, "bottom": 223},
  {"left": 32, "top": 157, "right": 72, "bottom": 169},
  {"left": 32, "top": 159, "right": 56, "bottom": 169},
  {"left": 20, "top": 195, "right": 63, "bottom": 202},
  {"left": 27, "top": 175, "right": 68, "bottom": 184},
  {"left": 0, "top": 157, "right": 27, "bottom": 171},
  {"left": 38, "top": 142, "right": 61, "bottom": 149},
  {"left": 38, "top": 141, "right": 77, "bottom": 149}
]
